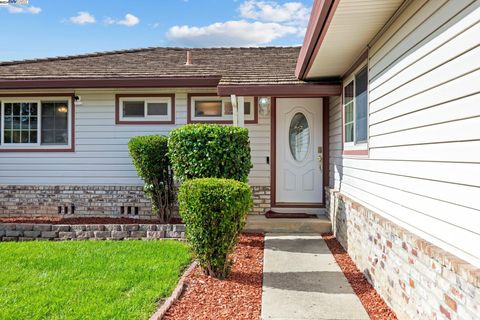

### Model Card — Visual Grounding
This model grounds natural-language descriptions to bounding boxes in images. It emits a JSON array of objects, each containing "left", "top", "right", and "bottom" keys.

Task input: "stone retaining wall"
[
  {"left": 0, "top": 223, "right": 185, "bottom": 241},
  {"left": 325, "top": 188, "right": 480, "bottom": 320},
  {"left": 0, "top": 185, "right": 271, "bottom": 217}
]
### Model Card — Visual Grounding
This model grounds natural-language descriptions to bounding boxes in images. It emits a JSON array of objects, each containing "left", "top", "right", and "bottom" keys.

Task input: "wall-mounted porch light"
[{"left": 258, "top": 97, "right": 270, "bottom": 116}]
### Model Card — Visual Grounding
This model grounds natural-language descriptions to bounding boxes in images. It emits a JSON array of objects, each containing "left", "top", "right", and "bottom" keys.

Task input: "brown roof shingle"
[{"left": 0, "top": 47, "right": 305, "bottom": 85}]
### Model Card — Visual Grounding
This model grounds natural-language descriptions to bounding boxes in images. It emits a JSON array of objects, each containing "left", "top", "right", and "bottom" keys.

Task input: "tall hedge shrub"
[
  {"left": 128, "top": 135, "right": 175, "bottom": 223},
  {"left": 168, "top": 124, "right": 252, "bottom": 182},
  {"left": 178, "top": 178, "right": 252, "bottom": 278}
]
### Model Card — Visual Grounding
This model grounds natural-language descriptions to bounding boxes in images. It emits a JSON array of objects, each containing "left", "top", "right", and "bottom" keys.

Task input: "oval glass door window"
[{"left": 289, "top": 112, "right": 310, "bottom": 161}]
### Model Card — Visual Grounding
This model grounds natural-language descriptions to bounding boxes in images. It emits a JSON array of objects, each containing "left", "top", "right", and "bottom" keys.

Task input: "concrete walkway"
[{"left": 261, "top": 234, "right": 369, "bottom": 320}]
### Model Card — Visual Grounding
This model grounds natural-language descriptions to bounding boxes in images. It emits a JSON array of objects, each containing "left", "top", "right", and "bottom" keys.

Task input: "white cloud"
[
  {"left": 239, "top": 0, "right": 310, "bottom": 24},
  {"left": 2, "top": 5, "right": 41, "bottom": 14},
  {"left": 117, "top": 13, "right": 140, "bottom": 27},
  {"left": 69, "top": 11, "right": 96, "bottom": 25},
  {"left": 166, "top": 20, "right": 297, "bottom": 47},
  {"left": 104, "top": 13, "right": 140, "bottom": 27},
  {"left": 165, "top": 0, "right": 311, "bottom": 47}
]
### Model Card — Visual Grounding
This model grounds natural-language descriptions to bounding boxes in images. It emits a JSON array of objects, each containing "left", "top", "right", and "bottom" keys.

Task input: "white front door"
[{"left": 275, "top": 98, "right": 323, "bottom": 204}]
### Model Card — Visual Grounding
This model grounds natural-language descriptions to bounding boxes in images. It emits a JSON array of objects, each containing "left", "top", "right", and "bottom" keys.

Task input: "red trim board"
[{"left": 295, "top": 0, "right": 340, "bottom": 80}]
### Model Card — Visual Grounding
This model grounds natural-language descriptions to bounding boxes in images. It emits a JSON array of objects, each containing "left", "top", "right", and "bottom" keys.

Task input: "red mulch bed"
[
  {"left": 164, "top": 233, "right": 264, "bottom": 320},
  {"left": 0, "top": 216, "right": 183, "bottom": 225},
  {"left": 322, "top": 233, "right": 397, "bottom": 320}
]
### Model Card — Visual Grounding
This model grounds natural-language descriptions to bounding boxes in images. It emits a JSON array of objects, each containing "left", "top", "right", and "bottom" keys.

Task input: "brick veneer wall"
[
  {"left": 0, "top": 223, "right": 185, "bottom": 241},
  {"left": 325, "top": 188, "right": 480, "bottom": 320},
  {"left": 251, "top": 186, "right": 271, "bottom": 214},
  {"left": 0, "top": 185, "right": 271, "bottom": 217},
  {"left": 0, "top": 185, "right": 153, "bottom": 218}
]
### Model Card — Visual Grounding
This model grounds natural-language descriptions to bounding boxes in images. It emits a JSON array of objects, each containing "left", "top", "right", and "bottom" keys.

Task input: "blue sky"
[{"left": 0, "top": 0, "right": 313, "bottom": 61}]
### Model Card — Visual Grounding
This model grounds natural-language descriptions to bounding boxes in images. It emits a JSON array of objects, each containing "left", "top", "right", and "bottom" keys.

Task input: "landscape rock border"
[
  {"left": 0, "top": 223, "right": 185, "bottom": 241},
  {"left": 149, "top": 261, "right": 198, "bottom": 320}
]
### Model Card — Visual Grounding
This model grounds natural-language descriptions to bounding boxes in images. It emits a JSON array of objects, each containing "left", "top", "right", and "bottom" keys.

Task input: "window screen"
[
  {"left": 194, "top": 101, "right": 222, "bottom": 117},
  {"left": 123, "top": 101, "right": 144, "bottom": 117},
  {"left": 41, "top": 101, "right": 68, "bottom": 145},
  {"left": 355, "top": 67, "right": 368, "bottom": 142}
]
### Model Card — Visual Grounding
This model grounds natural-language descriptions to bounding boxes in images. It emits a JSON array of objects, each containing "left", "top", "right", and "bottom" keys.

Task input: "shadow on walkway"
[
  {"left": 263, "top": 271, "right": 355, "bottom": 294},
  {"left": 265, "top": 238, "right": 332, "bottom": 254}
]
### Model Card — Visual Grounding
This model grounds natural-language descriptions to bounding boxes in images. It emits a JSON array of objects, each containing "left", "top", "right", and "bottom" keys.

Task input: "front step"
[{"left": 244, "top": 214, "right": 332, "bottom": 234}]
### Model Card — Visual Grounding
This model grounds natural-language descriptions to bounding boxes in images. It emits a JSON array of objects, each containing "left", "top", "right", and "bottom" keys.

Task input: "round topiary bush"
[
  {"left": 178, "top": 178, "right": 252, "bottom": 279},
  {"left": 168, "top": 124, "right": 252, "bottom": 182},
  {"left": 128, "top": 135, "right": 175, "bottom": 223}
]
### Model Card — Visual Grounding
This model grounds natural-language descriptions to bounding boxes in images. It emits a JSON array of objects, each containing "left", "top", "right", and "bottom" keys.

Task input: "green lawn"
[{"left": 0, "top": 240, "right": 191, "bottom": 320}]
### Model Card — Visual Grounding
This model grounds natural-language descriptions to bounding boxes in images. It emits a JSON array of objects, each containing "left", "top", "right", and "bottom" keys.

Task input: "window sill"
[
  {"left": 0, "top": 146, "right": 74, "bottom": 152},
  {"left": 116, "top": 119, "right": 175, "bottom": 125},
  {"left": 188, "top": 119, "right": 258, "bottom": 124}
]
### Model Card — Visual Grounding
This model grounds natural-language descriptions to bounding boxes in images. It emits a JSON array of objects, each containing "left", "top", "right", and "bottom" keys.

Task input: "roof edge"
[
  {"left": 0, "top": 77, "right": 221, "bottom": 90},
  {"left": 295, "top": 0, "right": 339, "bottom": 80},
  {"left": 0, "top": 46, "right": 302, "bottom": 67}
]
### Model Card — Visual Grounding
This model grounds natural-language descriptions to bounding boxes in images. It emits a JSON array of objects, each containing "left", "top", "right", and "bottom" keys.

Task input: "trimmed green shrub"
[
  {"left": 168, "top": 124, "right": 252, "bottom": 182},
  {"left": 128, "top": 135, "right": 175, "bottom": 223},
  {"left": 178, "top": 178, "right": 252, "bottom": 278}
]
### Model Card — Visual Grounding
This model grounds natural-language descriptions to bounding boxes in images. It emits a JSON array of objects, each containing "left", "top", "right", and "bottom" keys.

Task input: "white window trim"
[
  {"left": 190, "top": 96, "right": 254, "bottom": 122},
  {"left": 119, "top": 97, "right": 172, "bottom": 122},
  {"left": 343, "top": 61, "right": 369, "bottom": 151},
  {"left": 0, "top": 97, "right": 72, "bottom": 150}
]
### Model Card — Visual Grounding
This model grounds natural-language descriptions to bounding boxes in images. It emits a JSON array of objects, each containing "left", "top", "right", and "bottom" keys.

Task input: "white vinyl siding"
[
  {"left": 330, "top": 0, "right": 480, "bottom": 266},
  {"left": 246, "top": 111, "right": 270, "bottom": 186},
  {"left": 0, "top": 88, "right": 271, "bottom": 187}
]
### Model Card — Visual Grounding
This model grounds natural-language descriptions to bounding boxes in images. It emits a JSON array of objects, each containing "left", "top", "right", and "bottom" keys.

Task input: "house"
[
  {"left": 296, "top": 0, "right": 480, "bottom": 319},
  {"left": 0, "top": 0, "right": 478, "bottom": 319},
  {"left": 0, "top": 46, "right": 339, "bottom": 218}
]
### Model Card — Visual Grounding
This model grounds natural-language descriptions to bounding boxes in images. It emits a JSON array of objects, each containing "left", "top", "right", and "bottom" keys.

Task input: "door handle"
[{"left": 317, "top": 146, "right": 323, "bottom": 171}]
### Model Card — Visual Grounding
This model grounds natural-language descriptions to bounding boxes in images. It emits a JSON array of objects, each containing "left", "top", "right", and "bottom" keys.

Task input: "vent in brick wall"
[
  {"left": 120, "top": 206, "right": 139, "bottom": 215},
  {"left": 58, "top": 205, "right": 74, "bottom": 214}
]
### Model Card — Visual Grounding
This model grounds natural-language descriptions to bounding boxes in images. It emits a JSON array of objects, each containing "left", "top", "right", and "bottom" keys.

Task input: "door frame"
[{"left": 270, "top": 96, "right": 330, "bottom": 208}]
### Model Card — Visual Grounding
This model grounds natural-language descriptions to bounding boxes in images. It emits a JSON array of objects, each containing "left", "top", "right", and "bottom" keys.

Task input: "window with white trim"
[
  {"left": 119, "top": 97, "right": 172, "bottom": 122},
  {"left": 190, "top": 96, "right": 254, "bottom": 122},
  {"left": 343, "top": 65, "right": 368, "bottom": 149},
  {"left": 0, "top": 98, "right": 72, "bottom": 149}
]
